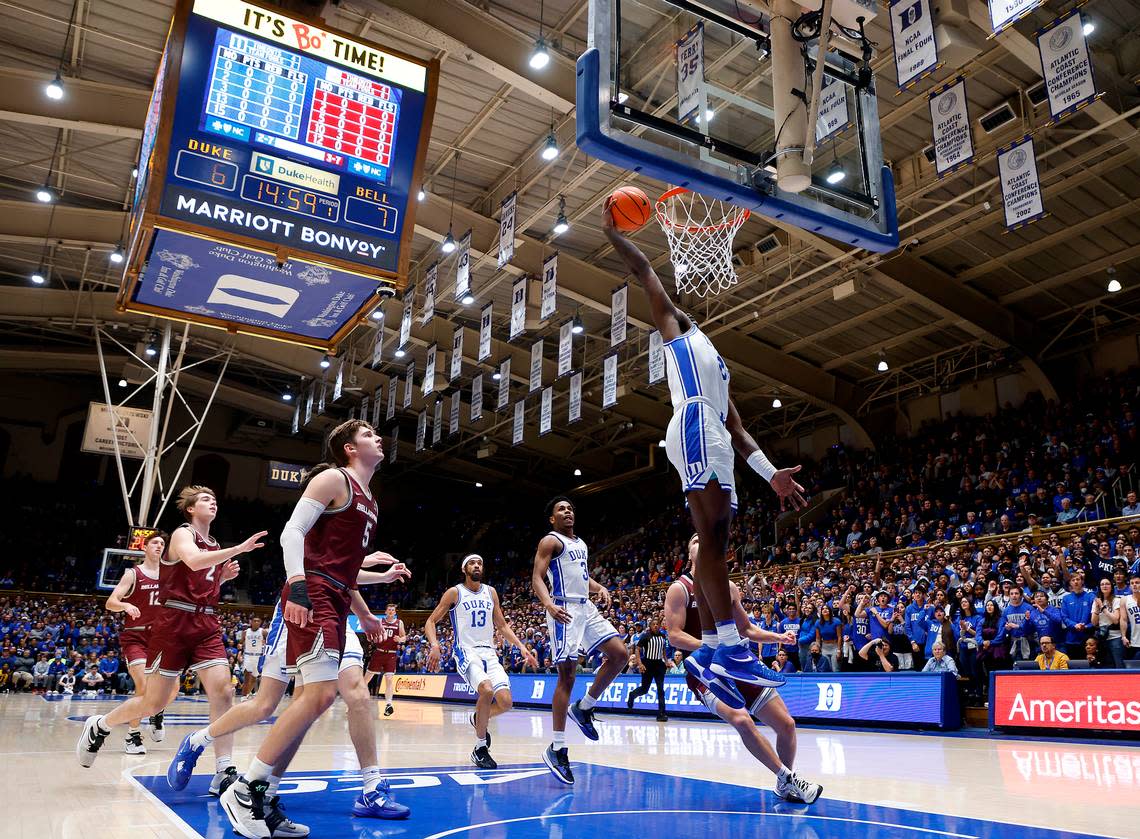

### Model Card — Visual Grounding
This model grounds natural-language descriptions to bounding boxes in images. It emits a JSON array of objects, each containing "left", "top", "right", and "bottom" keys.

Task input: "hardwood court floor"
[{"left": 1, "top": 692, "right": 1134, "bottom": 838}]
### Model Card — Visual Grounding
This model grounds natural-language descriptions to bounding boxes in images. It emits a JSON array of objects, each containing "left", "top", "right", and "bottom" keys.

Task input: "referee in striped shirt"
[{"left": 626, "top": 615, "right": 670, "bottom": 721}]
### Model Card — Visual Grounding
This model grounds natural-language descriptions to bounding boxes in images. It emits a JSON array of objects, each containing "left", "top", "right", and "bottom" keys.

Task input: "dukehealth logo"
[{"left": 814, "top": 682, "right": 842, "bottom": 712}]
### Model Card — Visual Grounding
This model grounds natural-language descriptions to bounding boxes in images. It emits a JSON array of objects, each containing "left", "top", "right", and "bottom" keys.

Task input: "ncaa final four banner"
[
  {"left": 814, "top": 76, "right": 851, "bottom": 143},
  {"left": 929, "top": 78, "right": 974, "bottom": 177},
  {"left": 509, "top": 277, "right": 526, "bottom": 341},
  {"left": 498, "top": 192, "right": 517, "bottom": 268},
  {"left": 530, "top": 339, "right": 544, "bottom": 393},
  {"left": 558, "top": 320, "right": 573, "bottom": 377},
  {"left": 478, "top": 303, "right": 493, "bottom": 361},
  {"left": 540, "top": 386, "right": 552, "bottom": 436},
  {"left": 611, "top": 284, "right": 627, "bottom": 347},
  {"left": 988, "top": 0, "right": 1044, "bottom": 35},
  {"left": 512, "top": 399, "right": 524, "bottom": 445},
  {"left": 470, "top": 373, "right": 483, "bottom": 422},
  {"left": 998, "top": 137, "right": 1046, "bottom": 231},
  {"left": 568, "top": 371, "right": 582, "bottom": 424},
  {"left": 541, "top": 253, "right": 558, "bottom": 321},
  {"left": 890, "top": 0, "right": 938, "bottom": 91},
  {"left": 603, "top": 352, "right": 618, "bottom": 409},
  {"left": 1037, "top": 11, "right": 1099, "bottom": 123},
  {"left": 422, "top": 263, "right": 437, "bottom": 325},
  {"left": 450, "top": 325, "right": 463, "bottom": 382},
  {"left": 497, "top": 358, "right": 511, "bottom": 411},
  {"left": 455, "top": 230, "right": 472, "bottom": 303},
  {"left": 648, "top": 330, "right": 664, "bottom": 384}
]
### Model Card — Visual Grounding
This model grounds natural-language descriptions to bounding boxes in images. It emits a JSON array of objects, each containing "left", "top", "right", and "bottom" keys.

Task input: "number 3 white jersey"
[
  {"left": 664, "top": 322, "right": 730, "bottom": 424},
  {"left": 546, "top": 532, "right": 590, "bottom": 602},
  {"left": 449, "top": 583, "right": 497, "bottom": 649}
]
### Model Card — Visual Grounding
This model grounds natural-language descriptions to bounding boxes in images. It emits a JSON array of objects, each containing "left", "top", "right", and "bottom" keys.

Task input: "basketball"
[{"left": 606, "top": 185, "right": 652, "bottom": 231}]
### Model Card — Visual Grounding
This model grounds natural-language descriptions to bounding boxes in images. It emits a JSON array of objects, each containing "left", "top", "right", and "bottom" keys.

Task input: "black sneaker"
[
  {"left": 470, "top": 745, "right": 497, "bottom": 769},
  {"left": 469, "top": 711, "right": 491, "bottom": 747},
  {"left": 383, "top": 703, "right": 394, "bottom": 717},
  {"left": 209, "top": 765, "right": 239, "bottom": 796},
  {"left": 150, "top": 710, "right": 165, "bottom": 743},
  {"left": 76, "top": 715, "right": 108, "bottom": 768},
  {"left": 656, "top": 713, "right": 669, "bottom": 722},
  {"left": 542, "top": 744, "right": 574, "bottom": 785},
  {"left": 125, "top": 730, "right": 147, "bottom": 754},
  {"left": 220, "top": 777, "right": 272, "bottom": 839},
  {"left": 626, "top": 694, "right": 635, "bottom": 710}
]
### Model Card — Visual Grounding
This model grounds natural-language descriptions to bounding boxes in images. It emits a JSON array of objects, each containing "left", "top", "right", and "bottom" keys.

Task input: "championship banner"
[
  {"left": 569, "top": 371, "right": 582, "bottom": 424},
  {"left": 455, "top": 230, "right": 472, "bottom": 302},
  {"left": 540, "top": 386, "right": 552, "bottom": 436},
  {"left": 890, "top": 0, "right": 938, "bottom": 90},
  {"left": 422, "top": 263, "right": 437, "bottom": 325},
  {"left": 304, "top": 382, "right": 314, "bottom": 425},
  {"left": 403, "top": 362, "right": 414, "bottom": 408},
  {"left": 998, "top": 136, "right": 1046, "bottom": 230},
  {"left": 390, "top": 426, "right": 398, "bottom": 464},
  {"left": 290, "top": 403, "right": 300, "bottom": 435},
  {"left": 399, "top": 290, "right": 413, "bottom": 351},
  {"left": 530, "top": 339, "right": 544, "bottom": 392},
  {"left": 267, "top": 460, "right": 305, "bottom": 489},
  {"left": 1038, "top": 11, "right": 1098, "bottom": 123},
  {"left": 558, "top": 320, "right": 573, "bottom": 377},
  {"left": 676, "top": 22, "right": 704, "bottom": 126},
  {"left": 498, "top": 192, "right": 517, "bottom": 268},
  {"left": 509, "top": 277, "right": 526, "bottom": 340},
  {"left": 541, "top": 253, "right": 558, "bottom": 321},
  {"left": 415, "top": 409, "right": 426, "bottom": 451},
  {"left": 332, "top": 359, "right": 344, "bottom": 401},
  {"left": 471, "top": 373, "right": 483, "bottom": 422},
  {"left": 611, "top": 284, "right": 628, "bottom": 347},
  {"left": 603, "top": 352, "right": 618, "bottom": 408},
  {"left": 450, "top": 325, "right": 464, "bottom": 382},
  {"left": 318, "top": 376, "right": 327, "bottom": 413},
  {"left": 359, "top": 393, "right": 369, "bottom": 428},
  {"left": 929, "top": 78, "right": 974, "bottom": 177},
  {"left": 648, "top": 330, "right": 665, "bottom": 384},
  {"left": 988, "top": 0, "right": 1044, "bottom": 35},
  {"left": 478, "top": 303, "right": 493, "bottom": 361},
  {"left": 815, "top": 76, "right": 851, "bottom": 142},
  {"left": 449, "top": 390, "right": 461, "bottom": 436},
  {"left": 386, "top": 377, "right": 397, "bottom": 419},
  {"left": 348, "top": 405, "right": 357, "bottom": 421},
  {"left": 372, "top": 385, "right": 383, "bottom": 426},
  {"left": 422, "top": 344, "right": 437, "bottom": 395},
  {"left": 497, "top": 358, "right": 511, "bottom": 410},
  {"left": 512, "top": 399, "right": 524, "bottom": 445},
  {"left": 432, "top": 398, "right": 442, "bottom": 445},
  {"left": 371, "top": 319, "right": 384, "bottom": 368}
]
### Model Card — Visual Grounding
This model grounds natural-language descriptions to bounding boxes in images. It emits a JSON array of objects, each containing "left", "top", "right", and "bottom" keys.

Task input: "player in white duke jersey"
[
  {"left": 604, "top": 211, "right": 807, "bottom": 710},
  {"left": 240, "top": 617, "right": 268, "bottom": 696},
  {"left": 424, "top": 554, "right": 536, "bottom": 769},
  {"left": 532, "top": 496, "right": 627, "bottom": 785}
]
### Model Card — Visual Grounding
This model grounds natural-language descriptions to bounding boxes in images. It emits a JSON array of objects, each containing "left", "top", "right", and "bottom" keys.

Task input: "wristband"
[
  {"left": 747, "top": 449, "right": 777, "bottom": 483},
  {"left": 288, "top": 580, "right": 312, "bottom": 610}
]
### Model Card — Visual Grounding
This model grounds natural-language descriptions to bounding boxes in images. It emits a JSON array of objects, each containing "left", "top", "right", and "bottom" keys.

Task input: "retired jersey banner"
[
  {"left": 998, "top": 137, "right": 1045, "bottom": 230},
  {"left": 929, "top": 78, "right": 974, "bottom": 177},
  {"left": 423, "top": 344, "right": 437, "bottom": 395},
  {"left": 318, "top": 375, "right": 327, "bottom": 413},
  {"left": 512, "top": 399, "right": 524, "bottom": 445},
  {"left": 471, "top": 373, "right": 483, "bottom": 422},
  {"left": 399, "top": 290, "right": 413, "bottom": 351},
  {"left": 403, "top": 362, "right": 415, "bottom": 408},
  {"left": 359, "top": 393, "right": 369, "bottom": 427},
  {"left": 558, "top": 320, "right": 573, "bottom": 377},
  {"left": 390, "top": 426, "right": 398, "bottom": 464},
  {"left": 332, "top": 360, "right": 344, "bottom": 401},
  {"left": 541, "top": 253, "right": 558, "bottom": 321},
  {"left": 498, "top": 192, "right": 517, "bottom": 268},
  {"left": 890, "top": 0, "right": 938, "bottom": 90},
  {"left": 455, "top": 230, "right": 472, "bottom": 302},
  {"left": 569, "top": 371, "right": 582, "bottom": 424},
  {"left": 815, "top": 76, "right": 851, "bottom": 142},
  {"left": 415, "top": 409, "right": 426, "bottom": 451},
  {"left": 432, "top": 398, "right": 443, "bottom": 445},
  {"left": 1038, "top": 12, "right": 1098, "bottom": 122},
  {"left": 372, "top": 386, "right": 382, "bottom": 426},
  {"left": 450, "top": 325, "right": 464, "bottom": 382},
  {"left": 988, "top": 0, "right": 1044, "bottom": 35},
  {"left": 649, "top": 330, "right": 665, "bottom": 384},
  {"left": 611, "top": 284, "right": 628, "bottom": 347},
  {"left": 509, "top": 277, "right": 526, "bottom": 341},
  {"left": 497, "top": 358, "right": 511, "bottom": 411},
  {"left": 422, "top": 263, "right": 437, "bottom": 325},
  {"left": 540, "top": 386, "right": 553, "bottom": 436},
  {"left": 603, "top": 352, "right": 618, "bottom": 408},
  {"left": 386, "top": 377, "right": 397, "bottom": 419},
  {"left": 304, "top": 382, "right": 314, "bottom": 425},
  {"left": 530, "top": 339, "right": 544, "bottom": 393},
  {"left": 449, "top": 390, "right": 460, "bottom": 436},
  {"left": 371, "top": 319, "right": 384, "bottom": 368},
  {"left": 290, "top": 403, "right": 299, "bottom": 435},
  {"left": 478, "top": 303, "right": 493, "bottom": 361},
  {"left": 676, "top": 22, "right": 705, "bottom": 126}
]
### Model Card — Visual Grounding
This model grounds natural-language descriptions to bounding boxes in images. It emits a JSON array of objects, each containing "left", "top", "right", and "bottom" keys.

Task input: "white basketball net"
[{"left": 655, "top": 188, "right": 750, "bottom": 297}]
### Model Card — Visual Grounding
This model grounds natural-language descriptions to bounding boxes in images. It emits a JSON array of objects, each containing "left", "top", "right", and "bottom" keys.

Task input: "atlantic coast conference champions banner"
[
  {"left": 998, "top": 137, "right": 1045, "bottom": 230},
  {"left": 929, "top": 78, "right": 974, "bottom": 177},
  {"left": 1037, "top": 11, "right": 1098, "bottom": 122}
]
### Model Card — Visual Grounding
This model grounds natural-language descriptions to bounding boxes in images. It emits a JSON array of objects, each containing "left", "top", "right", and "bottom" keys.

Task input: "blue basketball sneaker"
[
  {"left": 683, "top": 646, "right": 745, "bottom": 709},
  {"left": 709, "top": 642, "right": 786, "bottom": 688},
  {"left": 166, "top": 733, "right": 205, "bottom": 791},
  {"left": 352, "top": 781, "right": 410, "bottom": 820},
  {"left": 567, "top": 699, "right": 599, "bottom": 741}
]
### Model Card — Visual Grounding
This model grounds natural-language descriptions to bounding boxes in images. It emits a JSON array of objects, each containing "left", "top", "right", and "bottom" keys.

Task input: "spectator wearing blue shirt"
[
  {"left": 1025, "top": 591, "right": 1063, "bottom": 654},
  {"left": 778, "top": 601, "right": 802, "bottom": 667},
  {"left": 97, "top": 652, "right": 119, "bottom": 687},
  {"left": 1060, "top": 576, "right": 1096, "bottom": 659},
  {"left": 773, "top": 649, "right": 797, "bottom": 674},
  {"left": 996, "top": 588, "right": 1034, "bottom": 661},
  {"left": 797, "top": 602, "right": 820, "bottom": 666},
  {"left": 816, "top": 605, "right": 842, "bottom": 670},
  {"left": 868, "top": 591, "right": 893, "bottom": 641},
  {"left": 924, "top": 606, "right": 958, "bottom": 658},
  {"left": 905, "top": 589, "right": 933, "bottom": 668},
  {"left": 756, "top": 603, "right": 781, "bottom": 660}
]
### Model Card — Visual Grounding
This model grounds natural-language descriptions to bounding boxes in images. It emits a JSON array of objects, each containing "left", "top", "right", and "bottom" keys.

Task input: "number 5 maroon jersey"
[{"left": 304, "top": 468, "right": 378, "bottom": 589}]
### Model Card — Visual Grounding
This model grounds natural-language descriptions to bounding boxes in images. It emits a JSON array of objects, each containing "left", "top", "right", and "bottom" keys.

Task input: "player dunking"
[
  {"left": 77, "top": 486, "right": 266, "bottom": 789},
  {"left": 424, "top": 554, "right": 537, "bottom": 769},
  {"left": 367, "top": 603, "right": 405, "bottom": 715},
  {"left": 104, "top": 530, "right": 167, "bottom": 753},
  {"left": 240, "top": 617, "right": 268, "bottom": 696},
  {"left": 221, "top": 420, "right": 407, "bottom": 838},
  {"left": 665, "top": 534, "right": 822, "bottom": 804},
  {"left": 604, "top": 210, "right": 806, "bottom": 708},
  {"left": 531, "top": 496, "right": 626, "bottom": 784}
]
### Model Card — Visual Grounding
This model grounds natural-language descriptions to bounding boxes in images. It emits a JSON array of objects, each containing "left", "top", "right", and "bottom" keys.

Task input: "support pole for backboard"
[
  {"left": 137, "top": 323, "right": 172, "bottom": 527},
  {"left": 801, "top": 0, "right": 834, "bottom": 168},
  {"left": 770, "top": 0, "right": 811, "bottom": 192}
]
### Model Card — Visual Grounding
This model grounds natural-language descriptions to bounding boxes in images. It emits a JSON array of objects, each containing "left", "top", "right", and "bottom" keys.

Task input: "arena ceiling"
[{"left": 0, "top": 0, "right": 1139, "bottom": 485}]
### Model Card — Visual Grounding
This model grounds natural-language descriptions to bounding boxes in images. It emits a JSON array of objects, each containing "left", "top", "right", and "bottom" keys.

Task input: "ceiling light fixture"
[
  {"left": 571, "top": 310, "right": 584, "bottom": 335},
  {"left": 1082, "top": 20, "right": 1094, "bottom": 36},
  {"left": 320, "top": 354, "right": 331, "bottom": 369},
  {"left": 772, "top": 397, "right": 782, "bottom": 408},
  {"left": 1107, "top": 266, "right": 1122, "bottom": 294},
  {"left": 553, "top": 195, "right": 569, "bottom": 235},
  {"left": 395, "top": 347, "right": 406, "bottom": 358},
  {"left": 35, "top": 185, "right": 55, "bottom": 203},
  {"left": 45, "top": 73, "right": 64, "bottom": 100},
  {"left": 109, "top": 243, "right": 125, "bottom": 264},
  {"left": 573, "top": 468, "right": 582, "bottom": 477},
  {"left": 117, "top": 378, "right": 128, "bottom": 388},
  {"left": 877, "top": 351, "right": 889, "bottom": 373},
  {"left": 417, "top": 189, "right": 426, "bottom": 201},
  {"left": 461, "top": 293, "right": 475, "bottom": 305},
  {"left": 541, "top": 130, "right": 559, "bottom": 161},
  {"left": 30, "top": 267, "right": 46, "bottom": 285},
  {"left": 441, "top": 228, "right": 457, "bottom": 254}
]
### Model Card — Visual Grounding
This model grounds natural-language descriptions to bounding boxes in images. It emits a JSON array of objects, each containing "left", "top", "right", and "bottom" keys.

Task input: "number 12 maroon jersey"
[
  {"left": 123, "top": 565, "right": 161, "bottom": 630},
  {"left": 304, "top": 468, "right": 378, "bottom": 589}
]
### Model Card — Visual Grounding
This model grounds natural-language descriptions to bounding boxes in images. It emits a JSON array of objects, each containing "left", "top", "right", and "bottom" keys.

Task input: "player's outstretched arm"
[
  {"left": 491, "top": 590, "right": 537, "bottom": 667},
  {"left": 602, "top": 209, "right": 685, "bottom": 341},
  {"left": 424, "top": 587, "right": 458, "bottom": 671},
  {"left": 170, "top": 526, "right": 266, "bottom": 572},
  {"left": 725, "top": 397, "right": 807, "bottom": 511},
  {"left": 664, "top": 581, "right": 700, "bottom": 653},
  {"left": 357, "top": 563, "right": 411, "bottom": 586},
  {"left": 532, "top": 536, "right": 571, "bottom": 624},
  {"left": 731, "top": 582, "right": 788, "bottom": 645}
]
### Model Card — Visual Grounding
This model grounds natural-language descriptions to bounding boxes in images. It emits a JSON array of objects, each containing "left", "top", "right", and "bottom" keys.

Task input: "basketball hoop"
[{"left": 655, "top": 187, "right": 750, "bottom": 298}]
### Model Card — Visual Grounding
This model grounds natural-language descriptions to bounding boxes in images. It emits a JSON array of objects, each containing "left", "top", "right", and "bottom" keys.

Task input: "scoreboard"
[{"left": 119, "top": 0, "right": 438, "bottom": 350}]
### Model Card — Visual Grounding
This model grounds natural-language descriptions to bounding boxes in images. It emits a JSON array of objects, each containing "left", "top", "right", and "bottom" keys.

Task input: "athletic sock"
[
  {"left": 579, "top": 694, "right": 597, "bottom": 711},
  {"left": 552, "top": 730, "right": 566, "bottom": 750},
  {"left": 215, "top": 755, "right": 232, "bottom": 773},
  {"left": 127, "top": 726, "right": 140, "bottom": 735},
  {"left": 715, "top": 620, "right": 742, "bottom": 647},
  {"left": 95, "top": 715, "right": 111, "bottom": 734},
  {"left": 246, "top": 758, "right": 274, "bottom": 783},
  {"left": 361, "top": 765, "right": 382, "bottom": 795},
  {"left": 189, "top": 727, "right": 214, "bottom": 750},
  {"left": 266, "top": 775, "right": 281, "bottom": 796},
  {"left": 701, "top": 632, "right": 717, "bottom": 649},
  {"left": 476, "top": 737, "right": 488, "bottom": 748},
  {"left": 777, "top": 766, "right": 793, "bottom": 784}
]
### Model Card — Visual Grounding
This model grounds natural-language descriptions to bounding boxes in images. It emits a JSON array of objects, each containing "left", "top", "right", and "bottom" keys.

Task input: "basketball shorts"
[
  {"left": 685, "top": 672, "right": 777, "bottom": 718},
  {"left": 243, "top": 647, "right": 265, "bottom": 676},
  {"left": 261, "top": 598, "right": 363, "bottom": 684},
  {"left": 120, "top": 629, "right": 150, "bottom": 668},
  {"left": 546, "top": 599, "right": 618, "bottom": 663},
  {"left": 368, "top": 650, "right": 398, "bottom": 674},
  {"left": 282, "top": 577, "right": 351, "bottom": 684},
  {"left": 454, "top": 646, "right": 510, "bottom": 693},
  {"left": 665, "top": 400, "right": 738, "bottom": 509},
  {"left": 145, "top": 610, "right": 228, "bottom": 678}
]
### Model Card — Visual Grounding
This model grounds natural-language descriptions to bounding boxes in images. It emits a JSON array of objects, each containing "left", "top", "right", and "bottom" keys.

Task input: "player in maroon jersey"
[
  {"left": 663, "top": 533, "right": 822, "bottom": 805},
  {"left": 105, "top": 530, "right": 166, "bottom": 753},
  {"left": 366, "top": 603, "right": 405, "bottom": 715},
  {"left": 76, "top": 485, "right": 267, "bottom": 777},
  {"left": 223, "top": 420, "right": 409, "bottom": 839}
]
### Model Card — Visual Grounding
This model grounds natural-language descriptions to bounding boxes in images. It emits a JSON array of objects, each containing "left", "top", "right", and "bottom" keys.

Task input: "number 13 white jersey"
[
  {"left": 449, "top": 583, "right": 497, "bottom": 649},
  {"left": 546, "top": 532, "right": 590, "bottom": 601}
]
